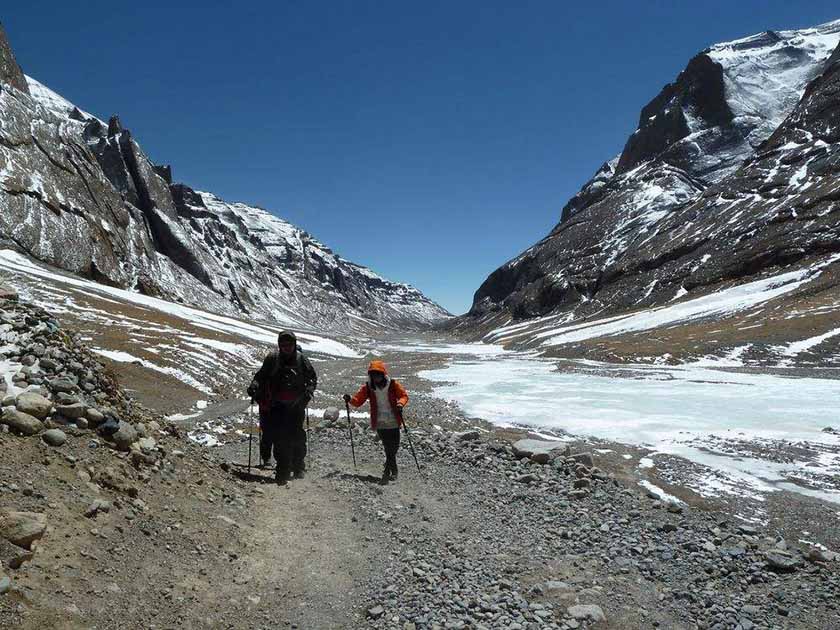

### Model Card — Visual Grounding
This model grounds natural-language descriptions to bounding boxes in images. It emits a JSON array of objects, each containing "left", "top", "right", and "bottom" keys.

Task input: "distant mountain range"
[
  {"left": 458, "top": 19, "right": 840, "bottom": 366},
  {"left": 0, "top": 24, "right": 449, "bottom": 332}
]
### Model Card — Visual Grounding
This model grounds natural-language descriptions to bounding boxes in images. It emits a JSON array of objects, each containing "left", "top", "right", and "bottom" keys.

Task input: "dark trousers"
[
  {"left": 264, "top": 403, "right": 307, "bottom": 474},
  {"left": 378, "top": 428, "right": 400, "bottom": 475},
  {"left": 259, "top": 412, "right": 271, "bottom": 462}
]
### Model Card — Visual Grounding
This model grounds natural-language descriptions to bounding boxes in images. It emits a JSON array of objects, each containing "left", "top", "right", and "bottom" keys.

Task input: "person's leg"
[
  {"left": 272, "top": 406, "right": 293, "bottom": 484},
  {"left": 391, "top": 428, "right": 401, "bottom": 479},
  {"left": 292, "top": 406, "right": 307, "bottom": 478},
  {"left": 379, "top": 429, "right": 399, "bottom": 479},
  {"left": 259, "top": 412, "right": 271, "bottom": 466}
]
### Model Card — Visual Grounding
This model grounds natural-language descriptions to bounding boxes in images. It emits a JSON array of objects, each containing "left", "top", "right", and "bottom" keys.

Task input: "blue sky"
[{"left": 5, "top": 1, "right": 838, "bottom": 314}]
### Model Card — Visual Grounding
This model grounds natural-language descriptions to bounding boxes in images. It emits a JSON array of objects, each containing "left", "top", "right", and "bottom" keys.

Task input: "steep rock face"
[
  {"left": 612, "top": 37, "right": 840, "bottom": 301},
  {"left": 0, "top": 23, "right": 28, "bottom": 94},
  {"left": 469, "top": 19, "right": 840, "bottom": 328},
  {"left": 616, "top": 53, "right": 733, "bottom": 177},
  {"left": 0, "top": 77, "right": 156, "bottom": 287},
  {"left": 0, "top": 38, "right": 448, "bottom": 330}
]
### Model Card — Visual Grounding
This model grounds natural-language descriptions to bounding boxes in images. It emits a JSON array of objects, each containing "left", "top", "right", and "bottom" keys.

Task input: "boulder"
[
  {"left": 0, "top": 285, "right": 18, "bottom": 301},
  {"left": 86, "top": 407, "right": 105, "bottom": 425},
  {"left": 454, "top": 430, "right": 481, "bottom": 442},
  {"left": 14, "top": 392, "right": 52, "bottom": 419},
  {"left": 512, "top": 439, "right": 566, "bottom": 463},
  {"left": 323, "top": 407, "right": 340, "bottom": 422},
  {"left": 137, "top": 437, "right": 157, "bottom": 453},
  {"left": 0, "top": 510, "right": 47, "bottom": 549},
  {"left": 366, "top": 605, "right": 385, "bottom": 620},
  {"left": 765, "top": 550, "right": 802, "bottom": 572},
  {"left": 571, "top": 452, "right": 595, "bottom": 468},
  {"left": 109, "top": 421, "right": 138, "bottom": 451},
  {"left": 1, "top": 408, "right": 44, "bottom": 435},
  {"left": 48, "top": 377, "right": 78, "bottom": 393},
  {"left": 97, "top": 416, "right": 120, "bottom": 436},
  {"left": 55, "top": 403, "right": 87, "bottom": 419},
  {"left": 567, "top": 604, "right": 606, "bottom": 623},
  {"left": 84, "top": 500, "right": 112, "bottom": 518},
  {"left": 42, "top": 429, "right": 67, "bottom": 447},
  {"left": 807, "top": 548, "right": 838, "bottom": 563},
  {"left": 95, "top": 467, "right": 138, "bottom": 498},
  {"left": 38, "top": 357, "right": 59, "bottom": 372}
]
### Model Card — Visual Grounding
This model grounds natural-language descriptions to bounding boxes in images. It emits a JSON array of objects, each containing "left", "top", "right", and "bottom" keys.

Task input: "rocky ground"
[{"left": 2, "top": 291, "right": 839, "bottom": 629}]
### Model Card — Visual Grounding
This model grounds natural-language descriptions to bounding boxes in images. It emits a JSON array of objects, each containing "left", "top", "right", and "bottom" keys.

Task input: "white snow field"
[
  {"left": 0, "top": 249, "right": 362, "bottom": 395},
  {"left": 0, "top": 249, "right": 360, "bottom": 358},
  {"left": 420, "top": 352, "right": 840, "bottom": 504},
  {"left": 486, "top": 255, "right": 840, "bottom": 349}
]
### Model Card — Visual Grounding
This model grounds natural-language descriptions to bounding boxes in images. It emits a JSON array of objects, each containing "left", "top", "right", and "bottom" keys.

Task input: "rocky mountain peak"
[
  {"left": 0, "top": 22, "right": 29, "bottom": 94},
  {"left": 107, "top": 115, "right": 123, "bottom": 136},
  {"left": 462, "top": 18, "right": 840, "bottom": 350},
  {"left": 0, "top": 25, "right": 448, "bottom": 331},
  {"left": 616, "top": 52, "right": 732, "bottom": 176}
]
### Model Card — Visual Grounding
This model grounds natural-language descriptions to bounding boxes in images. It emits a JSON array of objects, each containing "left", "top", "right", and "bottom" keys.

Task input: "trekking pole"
[
  {"left": 401, "top": 411, "right": 422, "bottom": 474},
  {"left": 345, "top": 400, "right": 357, "bottom": 468},
  {"left": 247, "top": 399, "right": 255, "bottom": 475}
]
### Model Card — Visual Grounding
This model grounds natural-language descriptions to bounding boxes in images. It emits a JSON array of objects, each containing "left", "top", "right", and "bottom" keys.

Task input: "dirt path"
[
  {"left": 211, "top": 432, "right": 393, "bottom": 629},
  {"left": 242, "top": 472, "right": 379, "bottom": 629}
]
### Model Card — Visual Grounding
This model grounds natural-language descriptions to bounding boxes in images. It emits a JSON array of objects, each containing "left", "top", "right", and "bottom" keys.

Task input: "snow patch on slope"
[
  {"left": 0, "top": 249, "right": 361, "bottom": 358},
  {"left": 486, "top": 255, "right": 839, "bottom": 348},
  {"left": 708, "top": 19, "right": 840, "bottom": 151}
]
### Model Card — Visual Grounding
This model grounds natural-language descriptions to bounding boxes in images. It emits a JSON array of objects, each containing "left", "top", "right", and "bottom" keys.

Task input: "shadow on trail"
[
  {"left": 323, "top": 470, "right": 384, "bottom": 485},
  {"left": 223, "top": 462, "right": 277, "bottom": 484}
]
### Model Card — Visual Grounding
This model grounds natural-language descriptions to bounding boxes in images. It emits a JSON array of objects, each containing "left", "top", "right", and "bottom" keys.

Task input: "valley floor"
[
  {"left": 11, "top": 351, "right": 835, "bottom": 629},
  {"left": 2, "top": 274, "right": 840, "bottom": 628}
]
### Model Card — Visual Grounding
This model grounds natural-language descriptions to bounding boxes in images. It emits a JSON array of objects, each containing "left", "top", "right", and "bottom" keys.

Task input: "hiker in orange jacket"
[{"left": 343, "top": 360, "right": 408, "bottom": 483}]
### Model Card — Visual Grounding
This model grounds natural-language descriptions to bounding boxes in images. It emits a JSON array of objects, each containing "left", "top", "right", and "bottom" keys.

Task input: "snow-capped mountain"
[
  {"left": 461, "top": 19, "right": 840, "bottom": 365},
  {"left": 0, "top": 25, "right": 449, "bottom": 332}
]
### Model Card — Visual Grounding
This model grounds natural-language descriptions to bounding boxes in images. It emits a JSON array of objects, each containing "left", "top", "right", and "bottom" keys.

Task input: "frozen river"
[{"left": 416, "top": 345, "right": 840, "bottom": 504}]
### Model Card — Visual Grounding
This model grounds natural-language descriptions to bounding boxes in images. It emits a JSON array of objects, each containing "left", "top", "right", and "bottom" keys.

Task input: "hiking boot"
[
  {"left": 261, "top": 458, "right": 271, "bottom": 469},
  {"left": 293, "top": 469, "right": 305, "bottom": 480},
  {"left": 275, "top": 469, "right": 290, "bottom": 486},
  {"left": 380, "top": 468, "right": 391, "bottom": 485}
]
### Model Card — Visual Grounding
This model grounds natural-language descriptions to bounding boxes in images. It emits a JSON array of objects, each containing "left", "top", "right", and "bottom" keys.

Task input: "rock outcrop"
[{"left": 0, "top": 23, "right": 28, "bottom": 94}]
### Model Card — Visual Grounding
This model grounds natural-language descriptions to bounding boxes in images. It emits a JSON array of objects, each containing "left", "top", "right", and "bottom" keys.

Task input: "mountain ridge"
[
  {"left": 460, "top": 18, "right": 840, "bottom": 365},
  {"left": 0, "top": 27, "right": 449, "bottom": 332}
]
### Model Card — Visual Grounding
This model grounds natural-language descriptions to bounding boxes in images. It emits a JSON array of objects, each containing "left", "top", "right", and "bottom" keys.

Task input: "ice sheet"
[{"left": 420, "top": 355, "right": 840, "bottom": 503}]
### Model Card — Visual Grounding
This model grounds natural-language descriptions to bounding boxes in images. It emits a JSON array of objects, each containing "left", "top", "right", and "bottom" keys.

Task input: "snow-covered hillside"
[
  {"left": 462, "top": 18, "right": 840, "bottom": 365},
  {"left": 0, "top": 28, "right": 448, "bottom": 334},
  {"left": 708, "top": 20, "right": 840, "bottom": 155}
]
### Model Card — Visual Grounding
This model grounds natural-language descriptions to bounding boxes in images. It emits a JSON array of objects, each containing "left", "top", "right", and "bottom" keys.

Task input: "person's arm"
[
  {"left": 247, "top": 354, "right": 273, "bottom": 398},
  {"left": 346, "top": 384, "right": 369, "bottom": 408},
  {"left": 302, "top": 355, "right": 317, "bottom": 401},
  {"left": 392, "top": 380, "right": 409, "bottom": 426},
  {"left": 393, "top": 380, "right": 409, "bottom": 408}
]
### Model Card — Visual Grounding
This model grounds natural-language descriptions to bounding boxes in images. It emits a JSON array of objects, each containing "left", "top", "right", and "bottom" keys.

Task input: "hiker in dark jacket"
[
  {"left": 344, "top": 360, "right": 408, "bottom": 484},
  {"left": 247, "top": 331, "right": 317, "bottom": 484}
]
